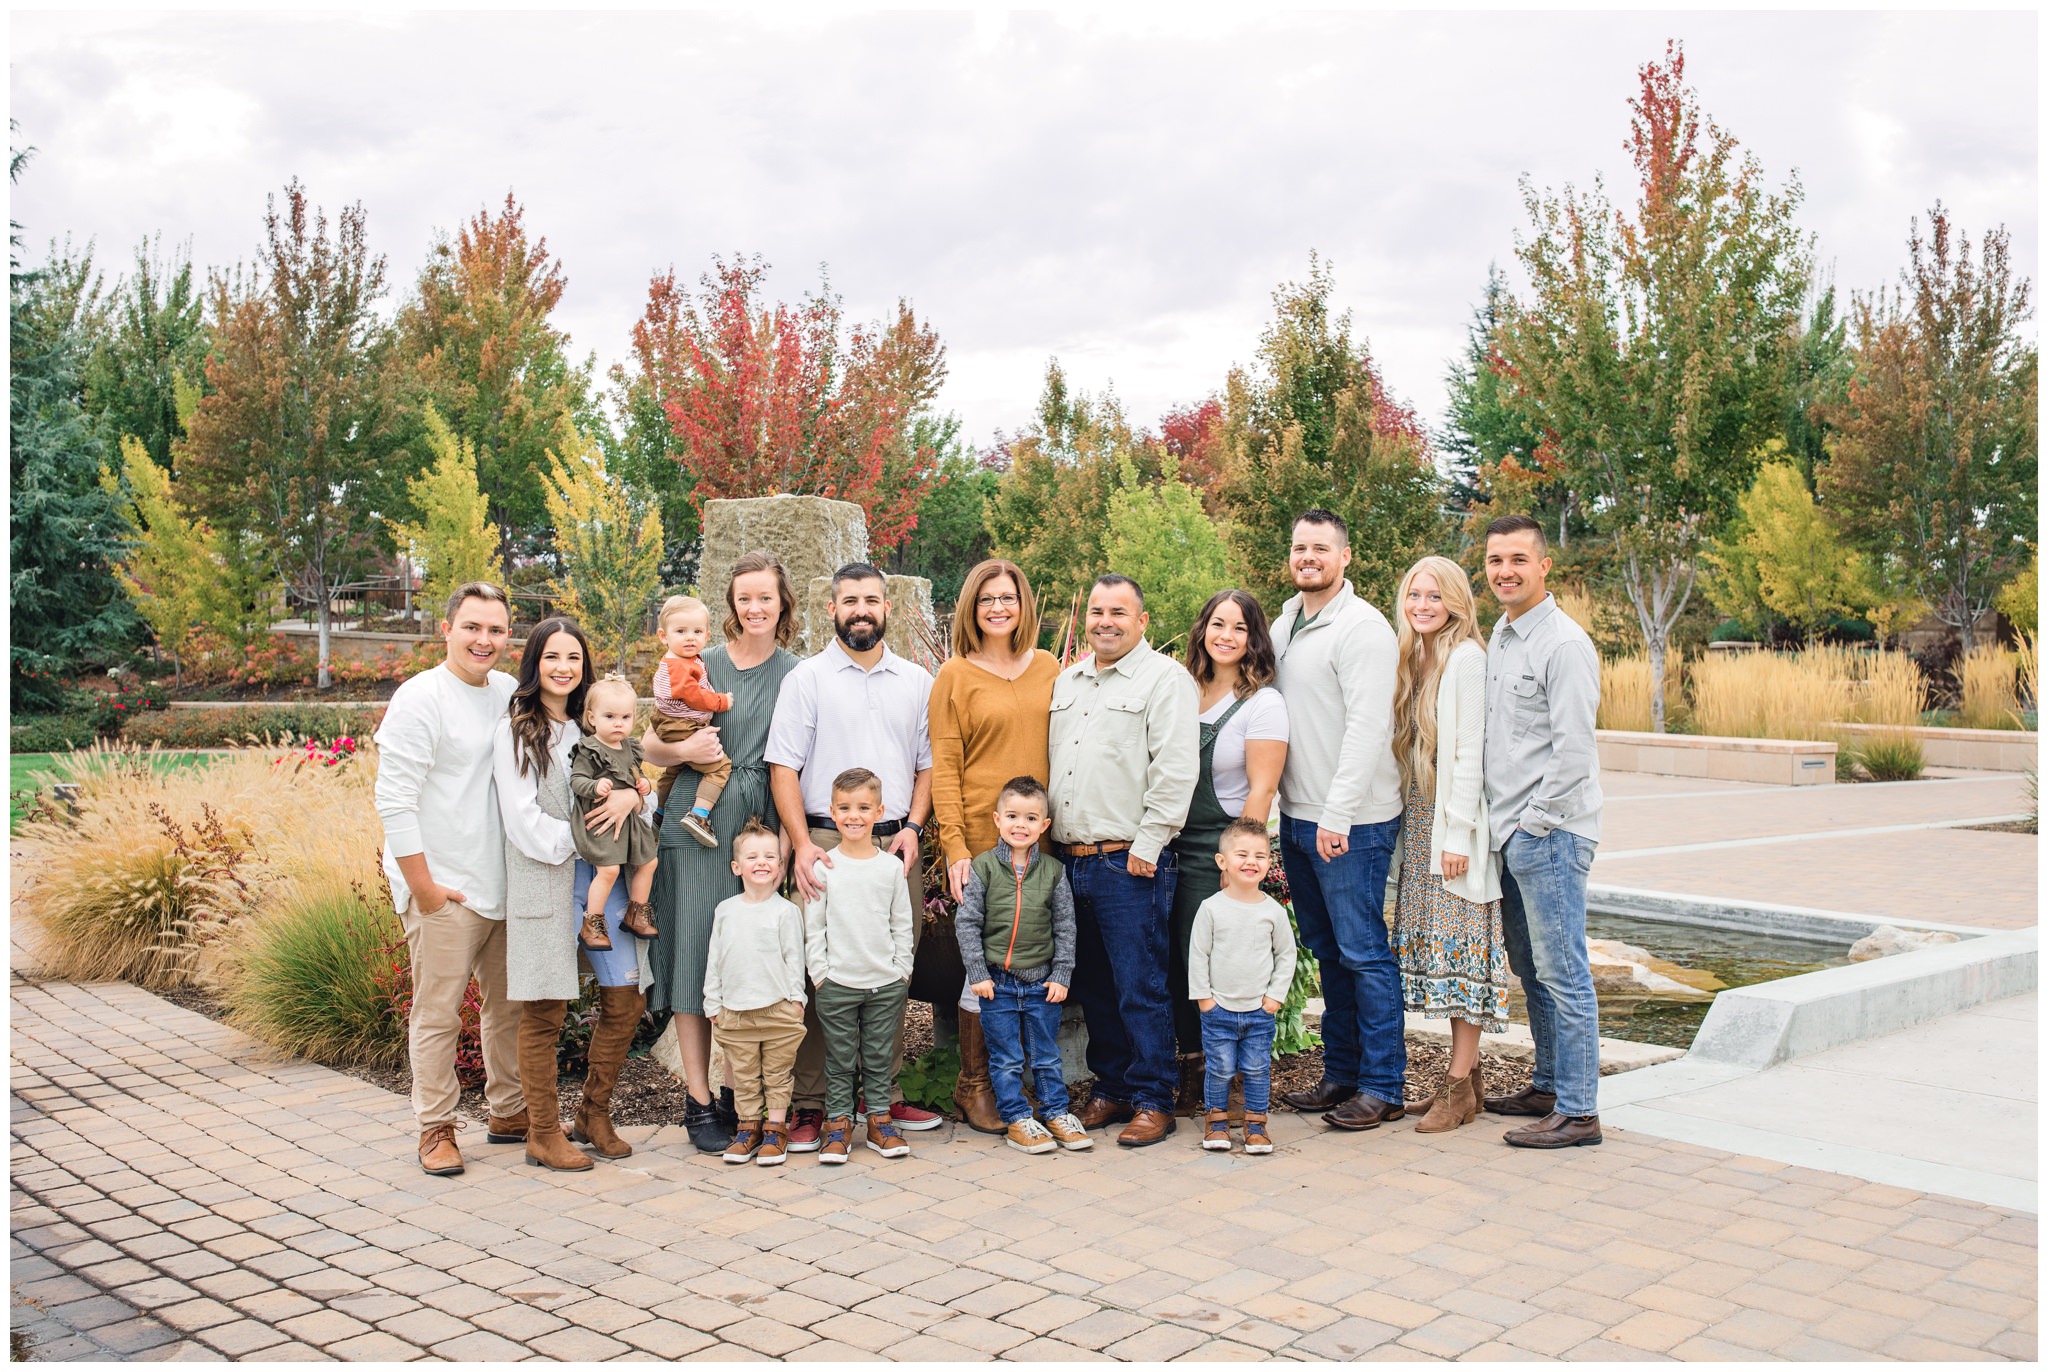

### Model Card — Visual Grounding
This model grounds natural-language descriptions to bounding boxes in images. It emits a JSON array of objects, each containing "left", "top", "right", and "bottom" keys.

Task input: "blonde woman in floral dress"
[{"left": 1389, "top": 555, "right": 1512, "bottom": 1133}]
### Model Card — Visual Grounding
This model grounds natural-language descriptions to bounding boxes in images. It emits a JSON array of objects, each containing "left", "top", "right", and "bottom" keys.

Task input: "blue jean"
[
  {"left": 1199, "top": 1006, "right": 1276, "bottom": 1113},
  {"left": 572, "top": 860, "right": 641, "bottom": 988},
  {"left": 1068, "top": 849, "right": 1179, "bottom": 1114},
  {"left": 1498, "top": 827, "right": 1600, "bottom": 1116},
  {"left": 980, "top": 968, "right": 1070, "bottom": 1124},
  {"left": 1279, "top": 813, "right": 1405, "bottom": 1104}
]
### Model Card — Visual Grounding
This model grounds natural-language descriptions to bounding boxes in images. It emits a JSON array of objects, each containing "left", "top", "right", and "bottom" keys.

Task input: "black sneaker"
[{"left": 684, "top": 1095, "right": 732, "bottom": 1153}]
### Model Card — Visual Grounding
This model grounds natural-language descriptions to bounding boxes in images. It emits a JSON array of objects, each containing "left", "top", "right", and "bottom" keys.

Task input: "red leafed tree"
[
  {"left": 1159, "top": 398, "right": 1229, "bottom": 510},
  {"left": 633, "top": 257, "right": 946, "bottom": 550}
]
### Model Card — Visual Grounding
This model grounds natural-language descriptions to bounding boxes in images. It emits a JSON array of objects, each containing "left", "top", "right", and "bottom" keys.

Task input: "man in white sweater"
[
  {"left": 374, "top": 582, "right": 522, "bottom": 1177},
  {"left": 1270, "top": 511, "right": 1410, "bottom": 1132}
]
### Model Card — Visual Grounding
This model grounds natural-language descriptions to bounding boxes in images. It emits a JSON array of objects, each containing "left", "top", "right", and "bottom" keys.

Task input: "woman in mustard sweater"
[{"left": 928, "top": 558, "right": 1061, "bottom": 1132}]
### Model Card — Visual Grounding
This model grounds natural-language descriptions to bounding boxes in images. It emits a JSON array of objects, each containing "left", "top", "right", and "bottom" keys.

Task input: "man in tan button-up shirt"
[{"left": 1047, "top": 574, "right": 1198, "bottom": 1145}]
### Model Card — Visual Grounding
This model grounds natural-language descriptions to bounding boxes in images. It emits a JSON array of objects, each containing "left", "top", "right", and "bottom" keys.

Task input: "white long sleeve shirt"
[
  {"left": 492, "top": 715, "right": 580, "bottom": 869},
  {"left": 1274, "top": 580, "right": 1402, "bottom": 830},
  {"left": 703, "top": 894, "right": 808, "bottom": 1016},
  {"left": 1188, "top": 891, "right": 1298, "bottom": 1011},
  {"left": 803, "top": 849, "right": 915, "bottom": 990},
  {"left": 374, "top": 664, "right": 518, "bottom": 916}
]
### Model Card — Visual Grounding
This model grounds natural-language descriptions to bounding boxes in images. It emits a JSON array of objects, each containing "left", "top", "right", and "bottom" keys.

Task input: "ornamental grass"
[
  {"left": 1597, "top": 654, "right": 1686, "bottom": 732},
  {"left": 1959, "top": 643, "right": 2024, "bottom": 731},
  {"left": 227, "top": 877, "right": 410, "bottom": 1070}
]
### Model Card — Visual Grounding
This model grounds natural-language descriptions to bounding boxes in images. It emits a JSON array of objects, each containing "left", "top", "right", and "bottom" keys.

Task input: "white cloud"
[{"left": 11, "top": 10, "right": 2035, "bottom": 447}]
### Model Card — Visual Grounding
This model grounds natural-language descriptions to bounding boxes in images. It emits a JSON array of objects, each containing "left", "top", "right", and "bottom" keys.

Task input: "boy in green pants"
[{"left": 803, "top": 768, "right": 917, "bottom": 1162}]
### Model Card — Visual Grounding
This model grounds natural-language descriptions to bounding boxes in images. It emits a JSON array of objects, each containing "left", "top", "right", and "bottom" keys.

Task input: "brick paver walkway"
[
  {"left": 12, "top": 979, "right": 2038, "bottom": 1362},
  {"left": 1597, "top": 773, "right": 2037, "bottom": 930}
]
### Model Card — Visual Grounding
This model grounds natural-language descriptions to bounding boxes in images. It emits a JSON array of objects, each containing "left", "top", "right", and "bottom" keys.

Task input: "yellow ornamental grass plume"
[{"left": 541, "top": 427, "right": 664, "bottom": 674}]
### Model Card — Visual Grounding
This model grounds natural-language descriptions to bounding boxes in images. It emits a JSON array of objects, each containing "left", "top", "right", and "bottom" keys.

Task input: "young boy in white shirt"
[
  {"left": 804, "top": 768, "right": 916, "bottom": 1163},
  {"left": 706, "top": 819, "right": 809, "bottom": 1166},
  {"left": 1188, "top": 816, "right": 1297, "bottom": 1155}
]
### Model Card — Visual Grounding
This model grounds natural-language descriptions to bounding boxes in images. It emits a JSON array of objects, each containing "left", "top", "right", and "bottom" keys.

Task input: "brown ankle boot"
[
  {"left": 620, "top": 900, "right": 658, "bottom": 939},
  {"left": 755, "top": 1120, "right": 789, "bottom": 1166},
  {"left": 952, "top": 1010, "right": 1006, "bottom": 1135},
  {"left": 580, "top": 904, "right": 612, "bottom": 950},
  {"left": 1242, "top": 1111, "right": 1273, "bottom": 1154},
  {"left": 1415, "top": 1071, "right": 1480, "bottom": 1134},
  {"left": 518, "top": 1001, "right": 592, "bottom": 1172},
  {"left": 571, "top": 984, "right": 642, "bottom": 1159}
]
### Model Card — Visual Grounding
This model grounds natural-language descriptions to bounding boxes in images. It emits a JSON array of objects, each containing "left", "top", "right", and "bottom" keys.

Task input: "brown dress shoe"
[
  {"left": 418, "top": 1123, "right": 464, "bottom": 1176},
  {"left": 1504, "top": 1113, "right": 1603, "bottom": 1149},
  {"left": 1483, "top": 1083, "right": 1557, "bottom": 1117},
  {"left": 1279, "top": 1077, "right": 1356, "bottom": 1113},
  {"left": 1117, "top": 1108, "right": 1177, "bottom": 1147},
  {"left": 1322, "top": 1093, "right": 1406, "bottom": 1131},
  {"left": 485, "top": 1108, "right": 529, "bottom": 1144},
  {"left": 1075, "top": 1095, "right": 1135, "bottom": 1130}
]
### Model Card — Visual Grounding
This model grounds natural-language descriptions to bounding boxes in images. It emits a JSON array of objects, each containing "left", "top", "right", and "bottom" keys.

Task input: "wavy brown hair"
[
  {"left": 1392, "top": 556, "right": 1485, "bottom": 798},
  {"left": 952, "top": 558, "right": 1041, "bottom": 658},
  {"left": 508, "top": 617, "right": 593, "bottom": 778},
  {"left": 1184, "top": 589, "right": 1277, "bottom": 700},
  {"left": 722, "top": 550, "right": 797, "bottom": 647}
]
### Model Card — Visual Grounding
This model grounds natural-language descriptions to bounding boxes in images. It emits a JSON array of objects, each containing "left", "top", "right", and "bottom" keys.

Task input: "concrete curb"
[
  {"left": 1589, "top": 883, "right": 1994, "bottom": 942},
  {"left": 1685, "top": 926, "right": 2038, "bottom": 1071}
]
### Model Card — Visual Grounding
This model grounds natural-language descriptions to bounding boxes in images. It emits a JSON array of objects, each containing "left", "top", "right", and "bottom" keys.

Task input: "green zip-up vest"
[{"left": 969, "top": 845, "right": 1062, "bottom": 974}]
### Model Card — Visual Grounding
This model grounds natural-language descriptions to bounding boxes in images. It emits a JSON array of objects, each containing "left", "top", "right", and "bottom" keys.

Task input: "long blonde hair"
[{"left": 1392, "top": 556, "right": 1485, "bottom": 799}]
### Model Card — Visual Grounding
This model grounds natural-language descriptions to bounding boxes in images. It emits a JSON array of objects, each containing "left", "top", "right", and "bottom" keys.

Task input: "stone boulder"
[
  {"left": 1848, "top": 925, "right": 1961, "bottom": 962},
  {"left": 1586, "top": 939, "right": 1719, "bottom": 1001},
  {"left": 699, "top": 495, "right": 869, "bottom": 656},
  {"left": 803, "top": 573, "right": 937, "bottom": 666}
]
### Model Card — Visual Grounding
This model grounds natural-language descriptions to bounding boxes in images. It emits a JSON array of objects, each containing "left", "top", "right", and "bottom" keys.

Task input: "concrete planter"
[
  {"left": 1834, "top": 722, "right": 2037, "bottom": 773},
  {"left": 1597, "top": 728, "right": 1837, "bottom": 785}
]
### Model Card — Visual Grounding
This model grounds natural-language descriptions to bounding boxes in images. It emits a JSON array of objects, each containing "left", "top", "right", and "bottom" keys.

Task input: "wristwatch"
[{"left": 904, "top": 819, "right": 925, "bottom": 836}]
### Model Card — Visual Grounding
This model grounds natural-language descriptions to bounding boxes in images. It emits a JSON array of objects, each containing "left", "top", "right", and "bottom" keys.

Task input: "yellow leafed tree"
[
  {"left": 541, "top": 426, "right": 663, "bottom": 673},
  {"left": 388, "top": 403, "right": 503, "bottom": 621},
  {"left": 100, "top": 436, "right": 214, "bottom": 685}
]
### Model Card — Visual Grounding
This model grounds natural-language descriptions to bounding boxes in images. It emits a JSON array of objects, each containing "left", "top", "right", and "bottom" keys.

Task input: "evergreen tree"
[
  {"left": 85, "top": 236, "right": 209, "bottom": 472},
  {"left": 880, "top": 413, "right": 997, "bottom": 608},
  {"left": 9, "top": 140, "right": 138, "bottom": 707},
  {"left": 1439, "top": 264, "right": 1543, "bottom": 516},
  {"left": 1782, "top": 280, "right": 1852, "bottom": 485}
]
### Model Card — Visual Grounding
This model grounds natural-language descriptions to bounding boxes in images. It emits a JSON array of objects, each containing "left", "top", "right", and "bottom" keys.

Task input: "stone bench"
[
  {"left": 1597, "top": 729, "right": 1837, "bottom": 786},
  {"left": 1834, "top": 723, "right": 2037, "bottom": 774}
]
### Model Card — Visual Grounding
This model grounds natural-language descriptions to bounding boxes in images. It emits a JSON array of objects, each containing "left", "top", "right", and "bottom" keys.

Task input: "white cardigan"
[{"left": 1424, "top": 640, "right": 1502, "bottom": 905}]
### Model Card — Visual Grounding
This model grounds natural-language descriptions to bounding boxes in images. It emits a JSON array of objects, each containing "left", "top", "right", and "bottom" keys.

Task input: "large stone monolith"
[{"left": 698, "top": 494, "right": 869, "bottom": 657}]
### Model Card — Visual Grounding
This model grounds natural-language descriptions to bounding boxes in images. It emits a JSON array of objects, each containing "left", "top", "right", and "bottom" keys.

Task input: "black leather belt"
[{"left": 806, "top": 814, "right": 909, "bottom": 839}]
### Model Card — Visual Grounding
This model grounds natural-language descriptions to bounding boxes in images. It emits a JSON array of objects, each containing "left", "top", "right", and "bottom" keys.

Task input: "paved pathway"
[
  {"left": 1596, "top": 773, "right": 2037, "bottom": 930},
  {"left": 12, "top": 978, "right": 2038, "bottom": 1362}
]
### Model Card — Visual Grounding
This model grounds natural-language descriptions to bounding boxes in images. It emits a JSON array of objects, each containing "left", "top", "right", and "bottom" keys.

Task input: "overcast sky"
[{"left": 12, "top": 10, "right": 2038, "bottom": 450}]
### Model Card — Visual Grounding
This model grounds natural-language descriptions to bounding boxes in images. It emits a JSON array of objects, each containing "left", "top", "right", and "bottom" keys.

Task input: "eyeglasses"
[{"left": 976, "top": 594, "right": 1021, "bottom": 609}]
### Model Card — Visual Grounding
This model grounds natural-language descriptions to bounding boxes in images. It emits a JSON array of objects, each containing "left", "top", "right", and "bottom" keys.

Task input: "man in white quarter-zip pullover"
[{"left": 1269, "top": 510, "right": 1410, "bottom": 1133}]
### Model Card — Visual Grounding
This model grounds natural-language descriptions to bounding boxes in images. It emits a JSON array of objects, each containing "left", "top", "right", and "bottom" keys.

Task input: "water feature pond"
[{"left": 1512, "top": 911, "right": 1853, "bottom": 1049}]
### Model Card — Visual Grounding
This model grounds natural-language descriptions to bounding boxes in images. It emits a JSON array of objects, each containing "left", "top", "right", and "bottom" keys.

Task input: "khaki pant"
[
  {"left": 712, "top": 1000, "right": 808, "bottom": 1120},
  {"left": 399, "top": 898, "right": 522, "bottom": 1128},
  {"left": 792, "top": 826, "right": 923, "bottom": 1111},
  {"left": 652, "top": 713, "right": 733, "bottom": 813}
]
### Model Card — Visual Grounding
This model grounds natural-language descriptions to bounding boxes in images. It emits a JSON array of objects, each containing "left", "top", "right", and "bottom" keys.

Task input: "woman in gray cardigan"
[{"left": 492, "top": 617, "right": 650, "bottom": 1170}]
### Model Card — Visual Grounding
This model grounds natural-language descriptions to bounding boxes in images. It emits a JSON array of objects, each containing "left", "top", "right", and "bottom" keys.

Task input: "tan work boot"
[
  {"left": 519, "top": 1000, "right": 593, "bottom": 1172},
  {"left": 951, "top": 1010, "right": 1006, "bottom": 1135},
  {"left": 755, "top": 1120, "right": 789, "bottom": 1166},
  {"left": 580, "top": 903, "right": 612, "bottom": 950},
  {"left": 418, "top": 1122, "right": 464, "bottom": 1176},
  {"left": 1415, "top": 1071, "right": 1480, "bottom": 1134},
  {"left": 1005, "top": 1118, "right": 1056, "bottom": 1154},
  {"left": 570, "top": 984, "right": 643, "bottom": 1159}
]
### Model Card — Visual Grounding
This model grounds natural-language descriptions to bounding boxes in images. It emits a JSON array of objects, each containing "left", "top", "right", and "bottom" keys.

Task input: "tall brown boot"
[
  {"left": 952, "top": 1009, "right": 1005, "bottom": 1135},
  {"left": 1173, "top": 1053, "right": 1206, "bottom": 1118},
  {"left": 1414, "top": 1071, "right": 1480, "bottom": 1135},
  {"left": 570, "top": 984, "right": 642, "bottom": 1159},
  {"left": 519, "top": 1001, "right": 592, "bottom": 1172}
]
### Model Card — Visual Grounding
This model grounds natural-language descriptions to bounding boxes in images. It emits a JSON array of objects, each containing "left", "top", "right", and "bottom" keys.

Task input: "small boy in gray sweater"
[
  {"left": 1189, "top": 816, "right": 1297, "bottom": 1155},
  {"left": 955, "top": 777, "right": 1091, "bottom": 1155}
]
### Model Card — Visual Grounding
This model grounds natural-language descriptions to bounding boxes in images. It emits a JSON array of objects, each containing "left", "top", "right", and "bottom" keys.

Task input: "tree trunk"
[
  {"left": 317, "top": 599, "right": 334, "bottom": 691},
  {"left": 1647, "top": 628, "right": 1668, "bottom": 734}
]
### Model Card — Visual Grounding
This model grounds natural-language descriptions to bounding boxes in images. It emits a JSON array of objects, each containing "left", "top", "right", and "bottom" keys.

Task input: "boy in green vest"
[{"left": 956, "top": 776, "right": 1091, "bottom": 1155}]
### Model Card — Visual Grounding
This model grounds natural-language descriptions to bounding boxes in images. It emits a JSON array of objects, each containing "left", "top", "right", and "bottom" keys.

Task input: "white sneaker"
[{"left": 1006, "top": 1119, "right": 1057, "bottom": 1154}]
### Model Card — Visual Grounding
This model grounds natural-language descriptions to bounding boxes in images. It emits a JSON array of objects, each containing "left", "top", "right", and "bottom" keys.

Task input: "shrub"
[
  {"left": 10, "top": 713, "right": 98, "bottom": 753},
  {"left": 228, "top": 879, "right": 410, "bottom": 1069},
  {"left": 1959, "top": 644, "right": 2022, "bottom": 730},
  {"left": 89, "top": 677, "right": 170, "bottom": 736},
  {"left": 121, "top": 705, "right": 387, "bottom": 750},
  {"left": 1852, "top": 732, "right": 1926, "bottom": 782}
]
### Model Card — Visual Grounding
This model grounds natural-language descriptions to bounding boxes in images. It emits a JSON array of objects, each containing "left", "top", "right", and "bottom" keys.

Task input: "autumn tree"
[
  {"left": 1497, "top": 44, "right": 1810, "bottom": 729},
  {"left": 100, "top": 436, "right": 216, "bottom": 683},
  {"left": 388, "top": 403, "right": 504, "bottom": 621},
  {"left": 631, "top": 257, "right": 947, "bottom": 551},
  {"left": 1105, "top": 456, "right": 1232, "bottom": 651},
  {"left": 879, "top": 412, "right": 998, "bottom": 607},
  {"left": 541, "top": 427, "right": 664, "bottom": 674},
  {"left": 1820, "top": 206, "right": 2037, "bottom": 651},
  {"left": 392, "top": 194, "right": 592, "bottom": 556},
  {"left": 178, "top": 181, "right": 400, "bottom": 689},
  {"left": 1215, "top": 257, "right": 1448, "bottom": 612},
  {"left": 606, "top": 270, "right": 699, "bottom": 580},
  {"left": 1707, "top": 455, "right": 1874, "bottom": 642}
]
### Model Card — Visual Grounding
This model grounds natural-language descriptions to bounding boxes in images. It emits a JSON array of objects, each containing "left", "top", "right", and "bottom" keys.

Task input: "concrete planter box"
[
  {"left": 1834, "top": 722, "right": 2037, "bottom": 773},
  {"left": 1597, "top": 729, "right": 1837, "bottom": 786}
]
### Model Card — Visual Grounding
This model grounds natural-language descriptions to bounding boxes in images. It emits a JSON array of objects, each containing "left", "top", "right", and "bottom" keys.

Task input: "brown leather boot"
[
  {"left": 1242, "top": 1111, "right": 1273, "bottom": 1154},
  {"left": 485, "top": 1108, "right": 529, "bottom": 1145},
  {"left": 519, "top": 1000, "right": 593, "bottom": 1172},
  {"left": 1173, "top": 1053, "right": 1207, "bottom": 1117},
  {"left": 1415, "top": 1072, "right": 1479, "bottom": 1135},
  {"left": 952, "top": 1010, "right": 1006, "bottom": 1135},
  {"left": 570, "top": 984, "right": 642, "bottom": 1159},
  {"left": 620, "top": 900, "right": 659, "bottom": 939},
  {"left": 580, "top": 903, "right": 612, "bottom": 950}
]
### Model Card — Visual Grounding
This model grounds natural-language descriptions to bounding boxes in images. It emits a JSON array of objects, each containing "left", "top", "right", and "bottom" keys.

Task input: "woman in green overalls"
[{"left": 1170, "top": 589, "right": 1291, "bottom": 1110}]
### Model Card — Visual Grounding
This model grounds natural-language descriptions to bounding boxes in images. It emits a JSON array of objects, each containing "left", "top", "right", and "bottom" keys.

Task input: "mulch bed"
[
  {"left": 159, "top": 987, "right": 1534, "bottom": 1128},
  {"left": 1963, "top": 818, "right": 2038, "bottom": 834}
]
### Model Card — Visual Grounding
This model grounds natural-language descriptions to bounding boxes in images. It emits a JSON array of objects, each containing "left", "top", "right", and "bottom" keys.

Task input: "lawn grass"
[{"left": 9, "top": 751, "right": 214, "bottom": 831}]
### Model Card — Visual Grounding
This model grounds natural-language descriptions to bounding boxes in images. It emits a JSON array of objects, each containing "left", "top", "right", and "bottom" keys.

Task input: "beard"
[
  {"left": 1291, "top": 561, "right": 1338, "bottom": 591},
  {"left": 835, "top": 611, "right": 886, "bottom": 652}
]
